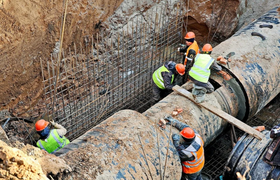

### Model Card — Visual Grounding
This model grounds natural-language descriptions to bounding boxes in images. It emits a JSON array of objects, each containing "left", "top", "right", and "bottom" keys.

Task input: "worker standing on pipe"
[
  {"left": 264, "top": 123, "right": 280, "bottom": 166},
  {"left": 35, "top": 119, "right": 70, "bottom": 154},
  {"left": 165, "top": 116, "right": 204, "bottom": 180},
  {"left": 178, "top": 32, "right": 199, "bottom": 82},
  {"left": 152, "top": 61, "right": 185, "bottom": 103},
  {"left": 189, "top": 43, "right": 230, "bottom": 93}
]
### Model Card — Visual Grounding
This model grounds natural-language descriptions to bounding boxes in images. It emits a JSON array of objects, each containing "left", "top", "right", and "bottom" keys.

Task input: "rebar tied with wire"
[{"left": 40, "top": 1, "right": 185, "bottom": 141}]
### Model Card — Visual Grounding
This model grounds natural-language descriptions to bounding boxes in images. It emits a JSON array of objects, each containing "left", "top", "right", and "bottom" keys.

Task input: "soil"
[
  {"left": 0, "top": 0, "right": 122, "bottom": 118},
  {"left": 0, "top": 1, "right": 280, "bottom": 179}
]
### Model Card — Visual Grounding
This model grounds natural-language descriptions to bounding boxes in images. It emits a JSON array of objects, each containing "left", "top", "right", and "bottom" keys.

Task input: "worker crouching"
[
  {"left": 35, "top": 119, "right": 70, "bottom": 154},
  {"left": 165, "top": 116, "right": 204, "bottom": 180},
  {"left": 152, "top": 61, "right": 185, "bottom": 103},
  {"left": 189, "top": 43, "right": 230, "bottom": 94}
]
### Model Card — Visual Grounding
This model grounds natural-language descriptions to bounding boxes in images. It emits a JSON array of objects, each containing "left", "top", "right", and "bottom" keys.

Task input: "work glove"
[
  {"left": 50, "top": 120, "right": 55, "bottom": 126},
  {"left": 217, "top": 70, "right": 231, "bottom": 81},
  {"left": 50, "top": 120, "right": 59, "bottom": 128},
  {"left": 164, "top": 116, "right": 176, "bottom": 125},
  {"left": 172, "top": 134, "right": 180, "bottom": 141}
]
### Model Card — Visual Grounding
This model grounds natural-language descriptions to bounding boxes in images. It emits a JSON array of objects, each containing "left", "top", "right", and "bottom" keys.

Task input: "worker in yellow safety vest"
[
  {"left": 35, "top": 119, "right": 70, "bottom": 154},
  {"left": 164, "top": 116, "right": 204, "bottom": 180},
  {"left": 188, "top": 43, "right": 230, "bottom": 93},
  {"left": 152, "top": 61, "right": 185, "bottom": 103}
]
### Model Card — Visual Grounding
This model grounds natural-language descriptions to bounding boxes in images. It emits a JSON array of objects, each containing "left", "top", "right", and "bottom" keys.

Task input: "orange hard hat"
[
  {"left": 202, "top": 43, "right": 213, "bottom": 52},
  {"left": 175, "top": 64, "right": 185, "bottom": 75},
  {"left": 180, "top": 127, "right": 195, "bottom": 139},
  {"left": 35, "top": 119, "right": 49, "bottom": 131},
  {"left": 184, "top": 32, "right": 195, "bottom": 39}
]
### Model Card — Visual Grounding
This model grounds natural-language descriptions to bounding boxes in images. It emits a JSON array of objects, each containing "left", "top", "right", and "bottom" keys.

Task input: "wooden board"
[{"left": 172, "top": 85, "right": 265, "bottom": 140}]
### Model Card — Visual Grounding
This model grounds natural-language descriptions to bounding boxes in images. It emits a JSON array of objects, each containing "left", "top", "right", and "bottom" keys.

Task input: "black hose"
[{"left": 251, "top": 32, "right": 266, "bottom": 41}]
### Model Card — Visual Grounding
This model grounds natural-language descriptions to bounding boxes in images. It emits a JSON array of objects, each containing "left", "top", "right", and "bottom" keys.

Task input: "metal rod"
[{"left": 137, "top": 133, "right": 154, "bottom": 180}]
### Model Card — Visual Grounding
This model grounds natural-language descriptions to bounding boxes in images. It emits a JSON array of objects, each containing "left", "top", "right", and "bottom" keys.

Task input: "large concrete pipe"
[
  {"left": 54, "top": 7, "right": 280, "bottom": 179},
  {"left": 212, "top": 7, "right": 280, "bottom": 120}
]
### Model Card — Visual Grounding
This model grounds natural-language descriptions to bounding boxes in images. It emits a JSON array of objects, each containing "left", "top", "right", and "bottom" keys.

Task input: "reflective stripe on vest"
[
  {"left": 152, "top": 65, "right": 174, "bottom": 89},
  {"left": 189, "top": 54, "right": 214, "bottom": 83},
  {"left": 184, "top": 41, "right": 199, "bottom": 65},
  {"left": 36, "top": 129, "right": 70, "bottom": 154},
  {"left": 182, "top": 134, "right": 205, "bottom": 174}
]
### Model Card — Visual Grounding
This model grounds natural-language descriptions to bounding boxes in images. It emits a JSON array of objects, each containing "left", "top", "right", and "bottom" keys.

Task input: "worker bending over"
[
  {"left": 152, "top": 61, "right": 185, "bottom": 103},
  {"left": 189, "top": 43, "right": 229, "bottom": 93},
  {"left": 35, "top": 119, "right": 70, "bottom": 154},
  {"left": 165, "top": 116, "right": 204, "bottom": 180}
]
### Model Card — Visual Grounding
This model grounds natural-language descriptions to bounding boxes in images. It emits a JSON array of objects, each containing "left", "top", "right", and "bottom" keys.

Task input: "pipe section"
[
  {"left": 54, "top": 7, "right": 280, "bottom": 179},
  {"left": 212, "top": 7, "right": 280, "bottom": 120},
  {"left": 223, "top": 131, "right": 280, "bottom": 180}
]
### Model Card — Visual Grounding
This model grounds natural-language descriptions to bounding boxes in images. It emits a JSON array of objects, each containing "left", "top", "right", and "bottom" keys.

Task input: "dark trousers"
[
  {"left": 189, "top": 76, "right": 214, "bottom": 93},
  {"left": 181, "top": 171, "right": 203, "bottom": 180},
  {"left": 152, "top": 80, "right": 171, "bottom": 103}
]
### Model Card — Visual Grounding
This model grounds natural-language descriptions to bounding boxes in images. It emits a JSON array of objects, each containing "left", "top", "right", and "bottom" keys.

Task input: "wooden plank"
[{"left": 172, "top": 85, "right": 265, "bottom": 140}]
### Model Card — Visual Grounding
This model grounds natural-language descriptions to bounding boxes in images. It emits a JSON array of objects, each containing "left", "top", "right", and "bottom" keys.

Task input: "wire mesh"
[{"left": 41, "top": 2, "right": 184, "bottom": 141}]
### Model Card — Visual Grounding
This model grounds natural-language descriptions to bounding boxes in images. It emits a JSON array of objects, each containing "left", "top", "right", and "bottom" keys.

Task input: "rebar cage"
[{"left": 41, "top": 1, "right": 185, "bottom": 141}]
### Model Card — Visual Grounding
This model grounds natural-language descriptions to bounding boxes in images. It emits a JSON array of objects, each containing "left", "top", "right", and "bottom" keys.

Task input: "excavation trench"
[
  {"left": 47, "top": 7, "right": 280, "bottom": 179},
  {"left": 1, "top": 5, "right": 280, "bottom": 180}
]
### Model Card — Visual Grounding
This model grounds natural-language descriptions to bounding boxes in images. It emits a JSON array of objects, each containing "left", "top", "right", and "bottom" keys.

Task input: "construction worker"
[
  {"left": 178, "top": 32, "right": 200, "bottom": 67},
  {"left": 178, "top": 32, "right": 200, "bottom": 83},
  {"left": 264, "top": 123, "right": 280, "bottom": 166},
  {"left": 188, "top": 43, "right": 230, "bottom": 93},
  {"left": 35, "top": 119, "right": 70, "bottom": 154},
  {"left": 164, "top": 116, "right": 204, "bottom": 180},
  {"left": 152, "top": 61, "right": 185, "bottom": 103}
]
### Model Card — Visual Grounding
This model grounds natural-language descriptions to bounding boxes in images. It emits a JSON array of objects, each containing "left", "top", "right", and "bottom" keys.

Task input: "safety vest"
[
  {"left": 182, "top": 134, "right": 205, "bottom": 174},
  {"left": 189, "top": 54, "right": 214, "bottom": 83},
  {"left": 184, "top": 41, "right": 199, "bottom": 65},
  {"left": 152, "top": 65, "right": 174, "bottom": 89},
  {"left": 36, "top": 129, "right": 70, "bottom": 154}
]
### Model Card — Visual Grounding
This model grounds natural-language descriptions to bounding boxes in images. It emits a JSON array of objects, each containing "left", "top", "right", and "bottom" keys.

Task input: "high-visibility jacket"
[
  {"left": 152, "top": 65, "right": 174, "bottom": 89},
  {"left": 36, "top": 129, "right": 70, "bottom": 154},
  {"left": 189, "top": 54, "right": 214, "bottom": 83},
  {"left": 182, "top": 134, "right": 205, "bottom": 174},
  {"left": 184, "top": 41, "right": 199, "bottom": 66}
]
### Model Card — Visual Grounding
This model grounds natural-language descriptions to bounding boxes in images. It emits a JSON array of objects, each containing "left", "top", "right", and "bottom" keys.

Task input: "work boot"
[{"left": 192, "top": 84, "right": 207, "bottom": 103}]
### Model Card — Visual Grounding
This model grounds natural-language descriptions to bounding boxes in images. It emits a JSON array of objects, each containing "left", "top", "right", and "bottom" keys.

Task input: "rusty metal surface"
[{"left": 212, "top": 7, "right": 280, "bottom": 120}]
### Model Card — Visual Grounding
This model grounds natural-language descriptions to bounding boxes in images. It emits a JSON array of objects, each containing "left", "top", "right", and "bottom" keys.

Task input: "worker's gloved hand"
[
  {"left": 50, "top": 120, "right": 55, "bottom": 126},
  {"left": 50, "top": 120, "right": 59, "bottom": 128},
  {"left": 217, "top": 70, "right": 231, "bottom": 81},
  {"left": 172, "top": 134, "right": 180, "bottom": 141},
  {"left": 164, "top": 116, "right": 176, "bottom": 125}
]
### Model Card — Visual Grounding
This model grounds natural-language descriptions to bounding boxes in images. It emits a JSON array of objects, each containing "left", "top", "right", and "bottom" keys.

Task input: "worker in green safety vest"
[
  {"left": 152, "top": 61, "right": 185, "bottom": 103},
  {"left": 35, "top": 119, "right": 70, "bottom": 154},
  {"left": 188, "top": 43, "right": 229, "bottom": 93}
]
